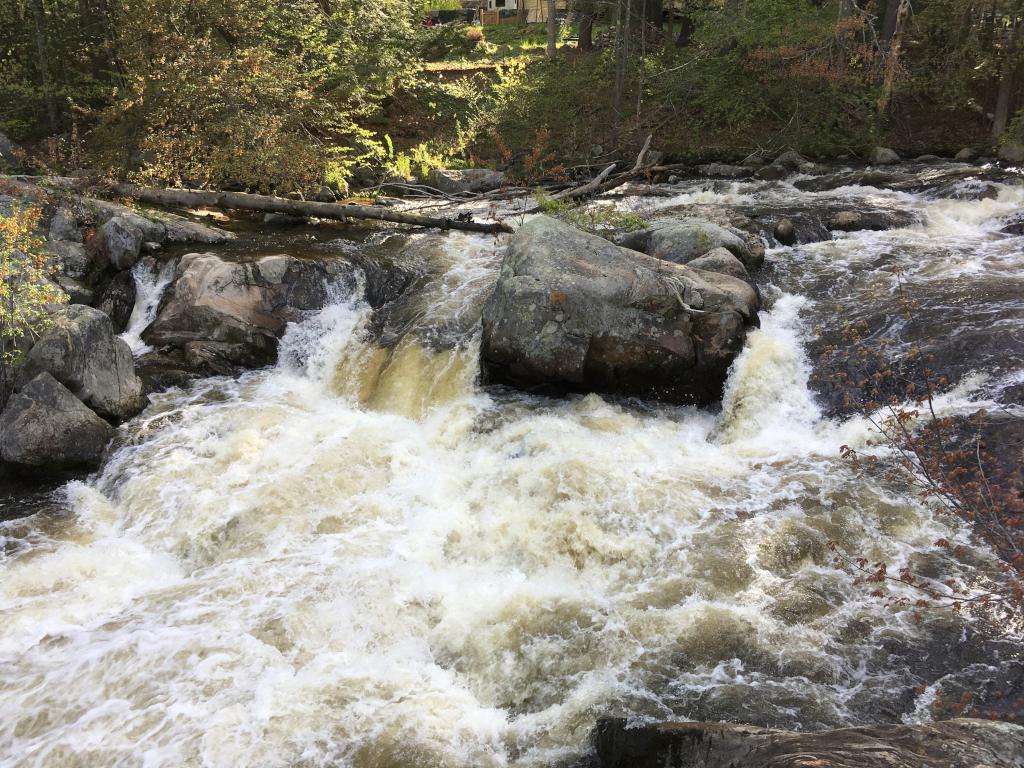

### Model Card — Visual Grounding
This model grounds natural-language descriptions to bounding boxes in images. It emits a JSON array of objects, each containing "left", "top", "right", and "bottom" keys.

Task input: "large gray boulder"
[
  {"left": 589, "top": 717, "right": 1024, "bottom": 768},
  {"left": 144, "top": 253, "right": 356, "bottom": 368},
  {"left": 871, "top": 146, "right": 901, "bottom": 165},
  {"left": 46, "top": 240, "right": 92, "bottom": 279},
  {"left": 686, "top": 247, "right": 750, "bottom": 280},
  {"left": 162, "top": 218, "right": 232, "bottom": 244},
  {"left": 97, "top": 216, "right": 144, "bottom": 271},
  {"left": 0, "top": 373, "right": 111, "bottom": 469},
  {"left": 429, "top": 168, "right": 506, "bottom": 194},
  {"left": 18, "top": 304, "right": 145, "bottom": 421},
  {"left": 480, "top": 216, "right": 759, "bottom": 404},
  {"left": 696, "top": 163, "right": 752, "bottom": 179},
  {"left": 48, "top": 207, "right": 82, "bottom": 243},
  {"left": 998, "top": 140, "right": 1024, "bottom": 164},
  {"left": 772, "top": 150, "right": 807, "bottom": 169},
  {"left": 643, "top": 217, "right": 761, "bottom": 271}
]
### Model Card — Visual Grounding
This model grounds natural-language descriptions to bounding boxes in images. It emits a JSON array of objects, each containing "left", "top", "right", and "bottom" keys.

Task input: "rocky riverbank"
[{"left": 1, "top": 153, "right": 1022, "bottom": 766}]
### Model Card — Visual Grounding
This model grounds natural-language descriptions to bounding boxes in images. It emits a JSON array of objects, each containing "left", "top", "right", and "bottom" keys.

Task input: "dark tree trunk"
[
  {"left": 547, "top": 0, "right": 558, "bottom": 59},
  {"left": 29, "top": 0, "right": 58, "bottom": 132},
  {"left": 579, "top": 5, "right": 594, "bottom": 51},
  {"left": 880, "top": 0, "right": 900, "bottom": 49},
  {"left": 675, "top": 9, "right": 695, "bottom": 47}
]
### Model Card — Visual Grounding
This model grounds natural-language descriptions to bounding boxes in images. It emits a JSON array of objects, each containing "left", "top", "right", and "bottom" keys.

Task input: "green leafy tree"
[{"left": 0, "top": 205, "right": 67, "bottom": 406}]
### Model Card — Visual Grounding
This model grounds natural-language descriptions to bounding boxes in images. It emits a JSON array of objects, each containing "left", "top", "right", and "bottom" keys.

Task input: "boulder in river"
[
  {"left": 998, "top": 139, "right": 1024, "bottom": 164},
  {"left": 144, "top": 252, "right": 358, "bottom": 370},
  {"left": 828, "top": 210, "right": 864, "bottom": 231},
  {"left": 97, "top": 215, "right": 144, "bottom": 271},
  {"left": 954, "top": 147, "right": 977, "bottom": 162},
  {"left": 772, "top": 150, "right": 806, "bottom": 169},
  {"left": 0, "top": 373, "right": 112, "bottom": 469},
  {"left": 871, "top": 146, "right": 901, "bottom": 165},
  {"left": 773, "top": 217, "right": 796, "bottom": 245},
  {"left": 18, "top": 304, "right": 145, "bottom": 421},
  {"left": 480, "top": 216, "right": 759, "bottom": 404},
  {"left": 686, "top": 247, "right": 750, "bottom": 280},
  {"left": 585, "top": 717, "right": 1024, "bottom": 768},
  {"left": 754, "top": 164, "right": 789, "bottom": 181},
  {"left": 95, "top": 270, "right": 138, "bottom": 333},
  {"left": 643, "top": 216, "right": 761, "bottom": 271},
  {"left": 429, "top": 168, "right": 506, "bottom": 194},
  {"left": 696, "top": 163, "right": 752, "bottom": 179}
]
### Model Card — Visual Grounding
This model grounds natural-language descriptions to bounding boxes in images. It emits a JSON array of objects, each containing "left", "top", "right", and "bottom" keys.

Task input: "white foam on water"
[
  {"left": 0, "top": 178, "right": 1019, "bottom": 767},
  {"left": 120, "top": 258, "right": 178, "bottom": 356}
]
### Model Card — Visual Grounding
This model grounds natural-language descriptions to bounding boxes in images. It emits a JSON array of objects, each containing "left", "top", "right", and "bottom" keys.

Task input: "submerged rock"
[
  {"left": 480, "top": 216, "right": 759, "bottom": 404},
  {"left": 586, "top": 717, "right": 1024, "bottom": 768},
  {"left": 144, "top": 252, "right": 358, "bottom": 370},
  {"left": 18, "top": 304, "right": 145, "bottom": 421},
  {"left": 0, "top": 373, "right": 111, "bottom": 469}
]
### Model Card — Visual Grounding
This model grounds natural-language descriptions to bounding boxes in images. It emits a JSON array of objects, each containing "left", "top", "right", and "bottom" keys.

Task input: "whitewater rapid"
[{"left": 1, "top": 167, "right": 1022, "bottom": 767}]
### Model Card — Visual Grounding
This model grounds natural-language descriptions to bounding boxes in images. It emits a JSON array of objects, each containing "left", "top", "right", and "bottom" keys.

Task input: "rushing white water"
[
  {"left": 1, "top": 169, "right": 1022, "bottom": 767},
  {"left": 120, "top": 258, "right": 177, "bottom": 356}
]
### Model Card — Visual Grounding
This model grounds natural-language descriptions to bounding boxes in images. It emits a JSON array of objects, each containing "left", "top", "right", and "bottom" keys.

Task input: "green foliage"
[
  {"left": 0, "top": 204, "right": 66, "bottom": 405},
  {"left": 534, "top": 191, "right": 646, "bottom": 235}
]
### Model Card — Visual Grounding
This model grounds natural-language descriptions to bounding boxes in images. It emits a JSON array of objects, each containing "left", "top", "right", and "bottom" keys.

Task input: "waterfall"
[
  {"left": 2, "top": 165, "right": 1021, "bottom": 767},
  {"left": 120, "top": 258, "right": 177, "bottom": 356}
]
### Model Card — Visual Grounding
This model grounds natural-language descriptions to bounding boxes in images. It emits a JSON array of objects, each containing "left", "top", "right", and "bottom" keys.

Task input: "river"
[{"left": 0, "top": 162, "right": 1021, "bottom": 767}]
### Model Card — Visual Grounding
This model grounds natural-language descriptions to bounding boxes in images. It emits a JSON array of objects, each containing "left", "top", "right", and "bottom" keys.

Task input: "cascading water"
[
  {"left": 120, "top": 258, "right": 178, "bottom": 356},
  {"left": 1, "top": 164, "right": 1021, "bottom": 767}
]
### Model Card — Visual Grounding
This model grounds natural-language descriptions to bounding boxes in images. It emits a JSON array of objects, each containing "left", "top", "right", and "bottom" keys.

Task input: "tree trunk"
[
  {"left": 29, "top": 0, "right": 58, "bottom": 133},
  {"left": 646, "top": 0, "right": 663, "bottom": 30},
  {"left": 675, "top": 0, "right": 695, "bottom": 47},
  {"left": 877, "top": 0, "right": 910, "bottom": 114},
  {"left": 547, "top": 0, "right": 558, "bottom": 59},
  {"left": 993, "top": 5, "right": 1023, "bottom": 138},
  {"left": 579, "top": 0, "right": 594, "bottom": 50},
  {"left": 111, "top": 185, "right": 513, "bottom": 234}
]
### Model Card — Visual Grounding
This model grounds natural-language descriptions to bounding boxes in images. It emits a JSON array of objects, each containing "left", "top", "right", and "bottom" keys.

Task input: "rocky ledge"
[
  {"left": 581, "top": 717, "right": 1024, "bottom": 768},
  {"left": 480, "top": 216, "right": 760, "bottom": 404}
]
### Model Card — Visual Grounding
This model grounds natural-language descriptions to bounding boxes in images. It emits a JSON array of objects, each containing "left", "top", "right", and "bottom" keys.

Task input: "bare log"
[
  {"left": 546, "top": 163, "right": 618, "bottom": 202},
  {"left": 630, "top": 134, "right": 654, "bottom": 174},
  {"left": 111, "top": 184, "right": 512, "bottom": 234}
]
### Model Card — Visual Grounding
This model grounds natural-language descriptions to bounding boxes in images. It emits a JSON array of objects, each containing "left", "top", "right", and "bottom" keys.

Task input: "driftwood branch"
[
  {"left": 546, "top": 163, "right": 618, "bottom": 202},
  {"left": 111, "top": 184, "right": 512, "bottom": 234},
  {"left": 630, "top": 134, "right": 653, "bottom": 174}
]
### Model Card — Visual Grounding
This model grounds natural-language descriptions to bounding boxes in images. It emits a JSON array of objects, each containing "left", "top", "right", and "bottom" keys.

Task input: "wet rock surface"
[
  {"left": 583, "top": 717, "right": 1024, "bottom": 768},
  {"left": 17, "top": 304, "right": 145, "bottom": 421},
  {"left": 0, "top": 373, "right": 111, "bottom": 469},
  {"left": 144, "top": 252, "right": 360, "bottom": 373},
  {"left": 481, "top": 216, "right": 759, "bottom": 403}
]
